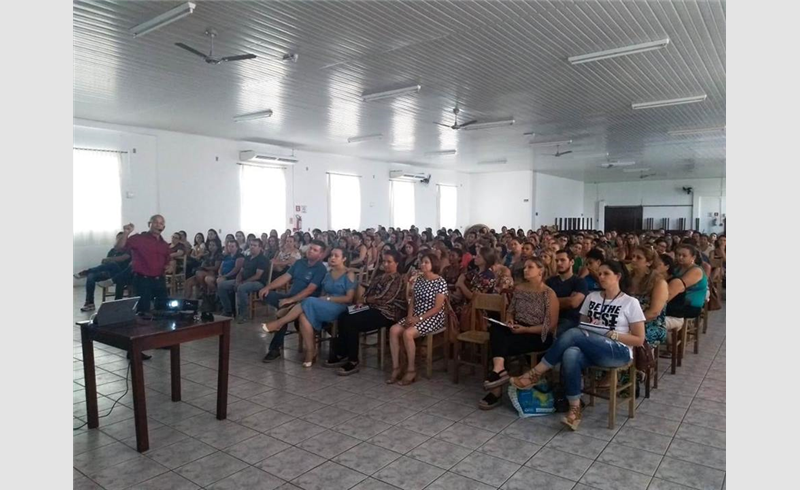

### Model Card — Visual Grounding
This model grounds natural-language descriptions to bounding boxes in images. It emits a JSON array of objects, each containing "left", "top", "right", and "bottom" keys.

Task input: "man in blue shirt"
[{"left": 258, "top": 240, "right": 328, "bottom": 362}]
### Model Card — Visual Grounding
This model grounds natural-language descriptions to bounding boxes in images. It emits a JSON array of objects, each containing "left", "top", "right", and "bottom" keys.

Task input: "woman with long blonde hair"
[{"left": 540, "top": 249, "right": 557, "bottom": 280}]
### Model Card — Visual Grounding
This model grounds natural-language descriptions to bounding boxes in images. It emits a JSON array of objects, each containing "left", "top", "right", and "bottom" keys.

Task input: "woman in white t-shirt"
[{"left": 510, "top": 260, "right": 645, "bottom": 431}]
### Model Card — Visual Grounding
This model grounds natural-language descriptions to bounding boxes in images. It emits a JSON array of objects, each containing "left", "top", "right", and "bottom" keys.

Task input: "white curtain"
[
  {"left": 240, "top": 164, "right": 287, "bottom": 234},
  {"left": 73, "top": 149, "right": 123, "bottom": 251},
  {"left": 438, "top": 185, "right": 458, "bottom": 230},
  {"left": 328, "top": 173, "right": 361, "bottom": 230},
  {"left": 392, "top": 180, "right": 416, "bottom": 229}
]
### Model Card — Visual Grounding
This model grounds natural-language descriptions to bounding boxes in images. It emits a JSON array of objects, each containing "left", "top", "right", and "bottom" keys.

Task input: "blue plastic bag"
[{"left": 508, "top": 379, "right": 556, "bottom": 418}]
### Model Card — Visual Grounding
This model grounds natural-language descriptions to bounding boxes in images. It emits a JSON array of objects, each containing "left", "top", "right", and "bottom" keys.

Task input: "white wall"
[
  {"left": 584, "top": 178, "right": 726, "bottom": 232},
  {"left": 469, "top": 170, "right": 534, "bottom": 230},
  {"left": 534, "top": 174, "right": 585, "bottom": 229},
  {"left": 73, "top": 120, "right": 471, "bottom": 268}
]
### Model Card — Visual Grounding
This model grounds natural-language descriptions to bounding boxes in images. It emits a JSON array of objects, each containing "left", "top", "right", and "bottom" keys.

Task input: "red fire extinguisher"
[{"left": 294, "top": 214, "right": 302, "bottom": 232}]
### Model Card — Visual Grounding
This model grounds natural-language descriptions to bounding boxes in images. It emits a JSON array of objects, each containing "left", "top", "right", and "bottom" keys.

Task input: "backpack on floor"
[{"left": 508, "top": 379, "right": 555, "bottom": 418}]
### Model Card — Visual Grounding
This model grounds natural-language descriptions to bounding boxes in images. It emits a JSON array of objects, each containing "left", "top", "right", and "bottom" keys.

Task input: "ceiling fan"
[
  {"left": 175, "top": 28, "right": 257, "bottom": 65},
  {"left": 434, "top": 107, "right": 477, "bottom": 130},
  {"left": 553, "top": 145, "right": 573, "bottom": 157}
]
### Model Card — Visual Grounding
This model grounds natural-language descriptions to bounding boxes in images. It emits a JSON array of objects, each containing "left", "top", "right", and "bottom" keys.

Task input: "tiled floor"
[{"left": 73, "top": 289, "right": 726, "bottom": 490}]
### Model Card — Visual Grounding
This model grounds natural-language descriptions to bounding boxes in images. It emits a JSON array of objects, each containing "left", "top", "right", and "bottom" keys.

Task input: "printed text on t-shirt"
[{"left": 587, "top": 300, "right": 621, "bottom": 329}]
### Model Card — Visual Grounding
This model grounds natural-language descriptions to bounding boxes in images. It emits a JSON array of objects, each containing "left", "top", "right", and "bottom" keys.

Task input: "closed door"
[{"left": 604, "top": 206, "right": 643, "bottom": 233}]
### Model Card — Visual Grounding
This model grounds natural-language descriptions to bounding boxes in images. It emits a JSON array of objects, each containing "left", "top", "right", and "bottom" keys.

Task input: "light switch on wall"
[{"left": 125, "top": 191, "right": 135, "bottom": 199}]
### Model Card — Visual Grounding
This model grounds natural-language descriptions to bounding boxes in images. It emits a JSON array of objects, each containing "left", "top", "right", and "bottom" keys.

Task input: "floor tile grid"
[{"left": 73, "top": 289, "right": 725, "bottom": 490}]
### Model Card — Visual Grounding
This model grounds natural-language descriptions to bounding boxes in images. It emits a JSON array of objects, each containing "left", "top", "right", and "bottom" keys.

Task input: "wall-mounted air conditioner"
[
  {"left": 239, "top": 150, "right": 298, "bottom": 165},
  {"left": 390, "top": 170, "right": 430, "bottom": 183}
]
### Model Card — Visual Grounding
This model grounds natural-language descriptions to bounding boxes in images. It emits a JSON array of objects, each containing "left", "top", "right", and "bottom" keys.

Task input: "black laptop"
[{"left": 91, "top": 297, "right": 140, "bottom": 327}]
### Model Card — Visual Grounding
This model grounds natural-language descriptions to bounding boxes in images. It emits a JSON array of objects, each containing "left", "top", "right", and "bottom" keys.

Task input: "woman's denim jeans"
[{"left": 542, "top": 328, "right": 632, "bottom": 401}]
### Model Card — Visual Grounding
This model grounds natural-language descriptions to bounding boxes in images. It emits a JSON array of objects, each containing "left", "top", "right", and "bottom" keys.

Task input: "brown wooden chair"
[
  {"left": 247, "top": 262, "right": 273, "bottom": 320},
  {"left": 660, "top": 322, "right": 684, "bottom": 374},
  {"left": 360, "top": 328, "right": 387, "bottom": 369},
  {"left": 415, "top": 327, "right": 449, "bottom": 379},
  {"left": 583, "top": 362, "right": 637, "bottom": 429},
  {"left": 101, "top": 284, "right": 128, "bottom": 302},
  {"left": 452, "top": 293, "right": 505, "bottom": 383},
  {"left": 166, "top": 255, "right": 188, "bottom": 295},
  {"left": 701, "top": 300, "right": 710, "bottom": 334},
  {"left": 397, "top": 316, "right": 450, "bottom": 379},
  {"left": 642, "top": 343, "right": 659, "bottom": 398},
  {"left": 681, "top": 315, "right": 701, "bottom": 356}
]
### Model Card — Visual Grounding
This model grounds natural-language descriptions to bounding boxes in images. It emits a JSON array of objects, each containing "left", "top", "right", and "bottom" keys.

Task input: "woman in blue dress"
[{"left": 297, "top": 248, "right": 356, "bottom": 367}]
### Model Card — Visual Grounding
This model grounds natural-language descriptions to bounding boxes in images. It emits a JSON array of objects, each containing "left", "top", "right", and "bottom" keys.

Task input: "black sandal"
[
  {"left": 479, "top": 392, "right": 502, "bottom": 410},
  {"left": 324, "top": 355, "right": 348, "bottom": 368},
  {"left": 483, "top": 369, "right": 509, "bottom": 390},
  {"left": 337, "top": 361, "right": 360, "bottom": 376}
]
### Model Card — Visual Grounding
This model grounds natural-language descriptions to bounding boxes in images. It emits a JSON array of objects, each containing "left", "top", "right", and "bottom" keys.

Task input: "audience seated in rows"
[{"left": 78, "top": 222, "right": 723, "bottom": 431}]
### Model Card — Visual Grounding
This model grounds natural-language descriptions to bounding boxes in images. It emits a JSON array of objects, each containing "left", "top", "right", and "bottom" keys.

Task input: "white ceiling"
[{"left": 73, "top": 0, "right": 726, "bottom": 182}]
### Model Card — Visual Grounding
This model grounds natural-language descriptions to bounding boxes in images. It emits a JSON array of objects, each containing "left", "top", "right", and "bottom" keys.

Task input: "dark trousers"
[
  {"left": 265, "top": 291, "right": 293, "bottom": 352},
  {"left": 84, "top": 263, "right": 123, "bottom": 304},
  {"left": 132, "top": 274, "right": 168, "bottom": 313},
  {"left": 489, "top": 324, "right": 554, "bottom": 359},
  {"left": 332, "top": 309, "right": 394, "bottom": 363},
  {"left": 113, "top": 266, "right": 132, "bottom": 300}
]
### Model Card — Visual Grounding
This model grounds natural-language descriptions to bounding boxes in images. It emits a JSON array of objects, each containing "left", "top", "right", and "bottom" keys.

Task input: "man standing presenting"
[
  {"left": 258, "top": 240, "right": 328, "bottom": 362},
  {"left": 116, "top": 215, "right": 171, "bottom": 313},
  {"left": 545, "top": 249, "right": 588, "bottom": 335},
  {"left": 116, "top": 215, "right": 172, "bottom": 361}
]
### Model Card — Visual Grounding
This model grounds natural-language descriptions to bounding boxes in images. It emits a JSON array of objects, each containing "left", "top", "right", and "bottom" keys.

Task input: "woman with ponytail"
[{"left": 510, "top": 260, "right": 645, "bottom": 431}]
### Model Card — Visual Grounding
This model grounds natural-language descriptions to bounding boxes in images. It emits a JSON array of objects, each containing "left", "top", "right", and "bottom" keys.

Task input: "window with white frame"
[
  {"left": 328, "top": 173, "right": 361, "bottom": 230},
  {"left": 391, "top": 180, "right": 415, "bottom": 229},
  {"left": 438, "top": 184, "right": 458, "bottom": 230},
  {"left": 73, "top": 148, "right": 123, "bottom": 246},
  {"left": 240, "top": 164, "right": 286, "bottom": 234}
]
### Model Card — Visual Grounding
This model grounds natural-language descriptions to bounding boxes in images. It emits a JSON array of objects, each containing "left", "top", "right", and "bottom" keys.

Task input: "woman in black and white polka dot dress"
[{"left": 387, "top": 253, "right": 449, "bottom": 386}]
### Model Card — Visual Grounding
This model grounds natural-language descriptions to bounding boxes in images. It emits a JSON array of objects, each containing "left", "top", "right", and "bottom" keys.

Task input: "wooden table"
[{"left": 79, "top": 315, "right": 232, "bottom": 452}]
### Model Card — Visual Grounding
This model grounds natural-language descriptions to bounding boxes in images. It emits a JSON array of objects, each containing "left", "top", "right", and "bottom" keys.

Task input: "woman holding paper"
[
  {"left": 510, "top": 260, "right": 645, "bottom": 431},
  {"left": 479, "top": 257, "right": 559, "bottom": 410}
]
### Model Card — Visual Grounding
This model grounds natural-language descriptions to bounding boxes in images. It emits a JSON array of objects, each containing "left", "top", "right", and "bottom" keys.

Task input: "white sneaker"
[{"left": 97, "top": 279, "right": 115, "bottom": 288}]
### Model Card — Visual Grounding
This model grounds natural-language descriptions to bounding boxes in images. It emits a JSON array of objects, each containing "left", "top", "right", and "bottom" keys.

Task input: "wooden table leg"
[
  {"left": 129, "top": 343, "right": 149, "bottom": 452},
  {"left": 170, "top": 345, "right": 181, "bottom": 402},
  {"left": 217, "top": 324, "right": 230, "bottom": 420},
  {"left": 81, "top": 328, "right": 99, "bottom": 429}
]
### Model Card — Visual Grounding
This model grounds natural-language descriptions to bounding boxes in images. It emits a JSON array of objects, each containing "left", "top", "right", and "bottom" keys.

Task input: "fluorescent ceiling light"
[
  {"left": 233, "top": 109, "right": 273, "bottom": 122},
  {"left": 632, "top": 95, "right": 707, "bottom": 110},
  {"left": 477, "top": 159, "right": 507, "bottom": 165},
  {"left": 129, "top": 2, "right": 196, "bottom": 38},
  {"left": 425, "top": 149, "right": 457, "bottom": 156},
  {"left": 668, "top": 127, "right": 726, "bottom": 137},
  {"left": 461, "top": 119, "right": 516, "bottom": 131},
  {"left": 362, "top": 84, "right": 421, "bottom": 102},
  {"left": 530, "top": 139, "right": 572, "bottom": 148},
  {"left": 348, "top": 133, "right": 383, "bottom": 143},
  {"left": 623, "top": 168, "right": 651, "bottom": 173},
  {"left": 568, "top": 38, "right": 670, "bottom": 65}
]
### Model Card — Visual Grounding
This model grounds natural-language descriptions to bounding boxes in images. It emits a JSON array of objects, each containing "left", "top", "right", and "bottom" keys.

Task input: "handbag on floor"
[{"left": 508, "top": 379, "right": 555, "bottom": 418}]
